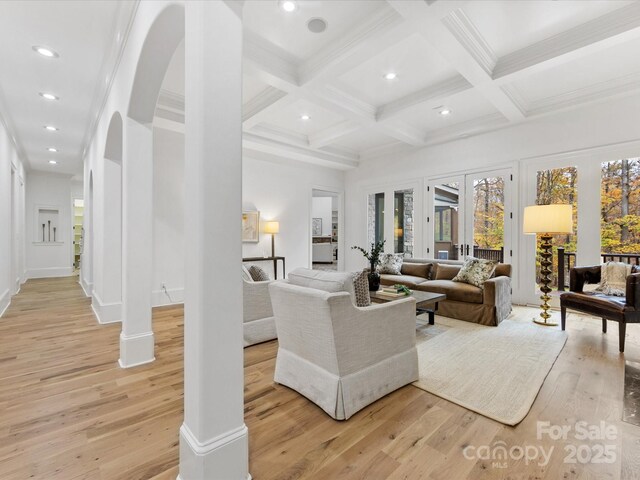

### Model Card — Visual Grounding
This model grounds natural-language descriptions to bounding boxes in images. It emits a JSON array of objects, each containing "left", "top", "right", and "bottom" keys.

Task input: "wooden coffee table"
[{"left": 370, "top": 290, "right": 446, "bottom": 325}]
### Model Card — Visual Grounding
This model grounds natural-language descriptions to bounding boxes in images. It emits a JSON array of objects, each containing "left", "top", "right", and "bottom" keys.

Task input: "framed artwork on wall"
[
  {"left": 312, "top": 217, "right": 322, "bottom": 237},
  {"left": 242, "top": 210, "right": 260, "bottom": 243}
]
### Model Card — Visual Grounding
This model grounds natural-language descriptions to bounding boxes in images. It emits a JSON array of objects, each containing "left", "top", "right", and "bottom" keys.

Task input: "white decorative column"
[
  {"left": 92, "top": 158, "right": 123, "bottom": 324},
  {"left": 179, "top": 1, "right": 248, "bottom": 479},
  {"left": 119, "top": 118, "right": 154, "bottom": 367}
]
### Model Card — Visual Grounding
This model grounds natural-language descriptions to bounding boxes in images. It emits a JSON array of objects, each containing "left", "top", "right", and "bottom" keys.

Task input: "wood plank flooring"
[{"left": 1, "top": 276, "right": 639, "bottom": 479}]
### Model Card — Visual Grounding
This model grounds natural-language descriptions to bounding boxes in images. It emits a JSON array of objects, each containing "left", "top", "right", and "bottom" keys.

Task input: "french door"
[{"left": 426, "top": 169, "right": 513, "bottom": 264}]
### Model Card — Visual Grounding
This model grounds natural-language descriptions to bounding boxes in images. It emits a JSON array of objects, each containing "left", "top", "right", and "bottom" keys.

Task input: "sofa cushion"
[
  {"left": 400, "top": 262, "right": 432, "bottom": 279},
  {"left": 453, "top": 258, "right": 497, "bottom": 288},
  {"left": 378, "top": 253, "right": 403, "bottom": 274},
  {"left": 288, "top": 268, "right": 355, "bottom": 297},
  {"left": 416, "top": 279, "right": 483, "bottom": 304},
  {"left": 435, "top": 264, "right": 460, "bottom": 280},
  {"left": 242, "top": 265, "right": 253, "bottom": 282},
  {"left": 248, "top": 265, "right": 270, "bottom": 282},
  {"left": 494, "top": 263, "right": 511, "bottom": 278},
  {"left": 380, "top": 274, "right": 428, "bottom": 288},
  {"left": 352, "top": 270, "right": 371, "bottom": 307}
]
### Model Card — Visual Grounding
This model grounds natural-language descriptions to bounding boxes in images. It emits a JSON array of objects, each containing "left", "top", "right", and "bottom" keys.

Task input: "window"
[{"left": 601, "top": 158, "right": 640, "bottom": 258}]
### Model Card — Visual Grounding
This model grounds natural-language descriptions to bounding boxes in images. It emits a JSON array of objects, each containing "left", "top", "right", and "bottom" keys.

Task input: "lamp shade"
[
  {"left": 523, "top": 204, "right": 572, "bottom": 234},
  {"left": 264, "top": 221, "right": 280, "bottom": 234}
]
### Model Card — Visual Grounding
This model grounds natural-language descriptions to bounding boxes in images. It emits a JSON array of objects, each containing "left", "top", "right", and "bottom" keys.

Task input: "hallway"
[{"left": 0, "top": 277, "right": 182, "bottom": 479}]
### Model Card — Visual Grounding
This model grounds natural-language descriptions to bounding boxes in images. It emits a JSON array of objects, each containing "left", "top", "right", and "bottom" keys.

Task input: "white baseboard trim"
[
  {"left": 13, "top": 276, "right": 20, "bottom": 295},
  {"left": 178, "top": 423, "right": 250, "bottom": 479},
  {"left": 27, "top": 266, "right": 74, "bottom": 279},
  {"left": 0, "top": 289, "right": 10, "bottom": 318},
  {"left": 79, "top": 276, "right": 93, "bottom": 297},
  {"left": 91, "top": 292, "right": 122, "bottom": 324},
  {"left": 152, "top": 287, "right": 184, "bottom": 307},
  {"left": 119, "top": 330, "right": 155, "bottom": 368}
]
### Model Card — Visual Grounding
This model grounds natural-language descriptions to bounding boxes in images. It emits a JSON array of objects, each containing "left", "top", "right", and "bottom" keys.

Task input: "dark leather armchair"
[{"left": 560, "top": 265, "right": 640, "bottom": 352}]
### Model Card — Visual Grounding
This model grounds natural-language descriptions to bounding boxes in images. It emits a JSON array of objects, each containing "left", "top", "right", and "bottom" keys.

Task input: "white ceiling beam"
[
  {"left": 376, "top": 74, "right": 472, "bottom": 121},
  {"left": 243, "top": 132, "right": 359, "bottom": 169},
  {"left": 242, "top": 86, "right": 294, "bottom": 129},
  {"left": 308, "top": 121, "right": 360, "bottom": 149},
  {"left": 493, "top": 2, "right": 640, "bottom": 83},
  {"left": 388, "top": 0, "right": 526, "bottom": 122}
]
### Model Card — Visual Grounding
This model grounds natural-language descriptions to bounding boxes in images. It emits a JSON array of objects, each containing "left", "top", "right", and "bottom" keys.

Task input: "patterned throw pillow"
[
  {"left": 248, "top": 265, "right": 270, "bottom": 282},
  {"left": 452, "top": 257, "right": 497, "bottom": 288},
  {"left": 241, "top": 265, "right": 253, "bottom": 282},
  {"left": 352, "top": 270, "right": 371, "bottom": 307},
  {"left": 378, "top": 253, "right": 403, "bottom": 274}
]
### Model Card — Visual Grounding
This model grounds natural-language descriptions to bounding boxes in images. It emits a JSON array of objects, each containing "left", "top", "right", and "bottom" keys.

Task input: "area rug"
[{"left": 413, "top": 312, "right": 567, "bottom": 426}]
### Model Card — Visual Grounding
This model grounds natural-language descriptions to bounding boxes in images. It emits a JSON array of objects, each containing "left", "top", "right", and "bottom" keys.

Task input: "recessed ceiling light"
[
  {"left": 32, "top": 46, "right": 59, "bottom": 58},
  {"left": 439, "top": 109, "right": 451, "bottom": 116},
  {"left": 44, "top": 125, "right": 58, "bottom": 131},
  {"left": 280, "top": 1, "right": 297, "bottom": 12},
  {"left": 384, "top": 72, "right": 397, "bottom": 80},
  {"left": 300, "top": 114, "right": 310, "bottom": 121},
  {"left": 48, "top": 160, "right": 57, "bottom": 165},
  {"left": 47, "top": 147, "right": 58, "bottom": 152},
  {"left": 39, "top": 92, "right": 59, "bottom": 101}
]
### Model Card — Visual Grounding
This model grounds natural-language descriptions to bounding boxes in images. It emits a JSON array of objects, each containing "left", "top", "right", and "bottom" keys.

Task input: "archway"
[
  {"left": 119, "top": 2, "right": 246, "bottom": 478},
  {"left": 92, "top": 112, "right": 123, "bottom": 324}
]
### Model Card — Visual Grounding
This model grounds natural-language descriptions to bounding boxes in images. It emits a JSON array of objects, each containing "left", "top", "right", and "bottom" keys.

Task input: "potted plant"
[{"left": 352, "top": 240, "right": 386, "bottom": 291}]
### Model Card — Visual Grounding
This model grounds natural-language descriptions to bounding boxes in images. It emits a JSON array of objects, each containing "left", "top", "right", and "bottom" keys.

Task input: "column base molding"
[
  {"left": 178, "top": 423, "right": 250, "bottom": 480},
  {"left": 91, "top": 292, "right": 122, "bottom": 324},
  {"left": 0, "top": 288, "right": 10, "bottom": 318},
  {"left": 118, "top": 331, "right": 155, "bottom": 368},
  {"left": 79, "top": 276, "right": 93, "bottom": 297}
]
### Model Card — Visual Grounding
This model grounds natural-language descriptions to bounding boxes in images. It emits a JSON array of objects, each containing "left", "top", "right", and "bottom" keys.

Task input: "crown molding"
[
  {"left": 359, "top": 141, "right": 416, "bottom": 162},
  {"left": 493, "top": 2, "right": 640, "bottom": 81},
  {"left": 157, "top": 88, "right": 185, "bottom": 112},
  {"left": 308, "top": 121, "right": 360, "bottom": 149},
  {"left": 377, "top": 74, "right": 472, "bottom": 121},
  {"left": 423, "top": 112, "right": 509, "bottom": 145},
  {"left": 0, "top": 84, "right": 29, "bottom": 170},
  {"left": 243, "top": 31, "right": 300, "bottom": 90},
  {"left": 250, "top": 124, "right": 309, "bottom": 147},
  {"left": 441, "top": 9, "right": 497, "bottom": 77}
]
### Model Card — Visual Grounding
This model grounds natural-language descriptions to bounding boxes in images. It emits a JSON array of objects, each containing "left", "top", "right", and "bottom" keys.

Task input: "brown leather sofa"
[
  {"left": 560, "top": 265, "right": 640, "bottom": 353},
  {"left": 379, "top": 258, "right": 512, "bottom": 326}
]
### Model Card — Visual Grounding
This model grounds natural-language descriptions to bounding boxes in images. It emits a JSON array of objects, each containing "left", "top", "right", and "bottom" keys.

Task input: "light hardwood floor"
[{"left": 1, "top": 276, "right": 639, "bottom": 479}]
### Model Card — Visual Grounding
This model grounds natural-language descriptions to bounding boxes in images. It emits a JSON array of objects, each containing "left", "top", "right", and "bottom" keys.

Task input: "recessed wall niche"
[{"left": 35, "top": 206, "right": 62, "bottom": 244}]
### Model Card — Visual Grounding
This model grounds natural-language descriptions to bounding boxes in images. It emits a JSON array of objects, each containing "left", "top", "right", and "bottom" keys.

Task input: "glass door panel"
[
  {"left": 394, "top": 188, "right": 414, "bottom": 258},
  {"left": 367, "top": 192, "right": 384, "bottom": 247},
  {"left": 428, "top": 178, "right": 464, "bottom": 260},
  {"left": 465, "top": 175, "right": 506, "bottom": 262}
]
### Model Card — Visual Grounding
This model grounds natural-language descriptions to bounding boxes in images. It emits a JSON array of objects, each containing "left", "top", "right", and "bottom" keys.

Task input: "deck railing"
[
  {"left": 557, "top": 247, "right": 640, "bottom": 291},
  {"left": 473, "top": 246, "right": 504, "bottom": 263}
]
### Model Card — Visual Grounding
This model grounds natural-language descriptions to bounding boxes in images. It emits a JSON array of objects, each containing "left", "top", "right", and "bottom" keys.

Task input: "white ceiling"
[
  {"left": 3, "top": 0, "right": 640, "bottom": 176},
  {"left": 0, "top": 0, "right": 135, "bottom": 176}
]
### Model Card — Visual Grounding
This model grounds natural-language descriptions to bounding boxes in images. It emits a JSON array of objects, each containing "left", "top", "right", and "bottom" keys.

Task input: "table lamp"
[
  {"left": 523, "top": 204, "right": 573, "bottom": 326},
  {"left": 264, "top": 221, "right": 279, "bottom": 257}
]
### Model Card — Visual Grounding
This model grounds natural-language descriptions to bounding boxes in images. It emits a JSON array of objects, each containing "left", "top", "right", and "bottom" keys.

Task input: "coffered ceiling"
[
  {"left": 226, "top": 0, "right": 640, "bottom": 170},
  {"left": 3, "top": 0, "right": 640, "bottom": 176}
]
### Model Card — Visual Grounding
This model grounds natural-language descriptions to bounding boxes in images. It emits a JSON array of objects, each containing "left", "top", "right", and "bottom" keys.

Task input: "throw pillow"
[
  {"left": 378, "top": 253, "right": 403, "bottom": 274},
  {"left": 248, "top": 265, "right": 270, "bottom": 282},
  {"left": 400, "top": 262, "right": 432, "bottom": 279},
  {"left": 452, "top": 257, "right": 497, "bottom": 288},
  {"left": 596, "top": 261, "right": 631, "bottom": 296},
  {"left": 435, "top": 264, "right": 460, "bottom": 280},
  {"left": 352, "top": 270, "right": 371, "bottom": 307},
  {"left": 241, "top": 265, "right": 253, "bottom": 282}
]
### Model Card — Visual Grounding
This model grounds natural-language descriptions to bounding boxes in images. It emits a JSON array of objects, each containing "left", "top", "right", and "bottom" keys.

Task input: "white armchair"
[
  {"left": 269, "top": 281, "right": 418, "bottom": 420},
  {"left": 243, "top": 278, "right": 276, "bottom": 347}
]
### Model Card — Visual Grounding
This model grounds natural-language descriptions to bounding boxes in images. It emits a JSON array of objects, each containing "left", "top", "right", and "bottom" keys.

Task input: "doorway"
[
  {"left": 311, "top": 189, "right": 341, "bottom": 271},
  {"left": 426, "top": 168, "right": 513, "bottom": 263}
]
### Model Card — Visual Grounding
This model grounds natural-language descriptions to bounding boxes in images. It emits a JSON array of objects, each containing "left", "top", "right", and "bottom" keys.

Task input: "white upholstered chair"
[
  {"left": 243, "top": 278, "right": 276, "bottom": 347},
  {"left": 269, "top": 279, "right": 418, "bottom": 420}
]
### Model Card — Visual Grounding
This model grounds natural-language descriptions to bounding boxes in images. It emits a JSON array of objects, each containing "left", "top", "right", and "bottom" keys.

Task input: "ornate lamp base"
[{"left": 534, "top": 233, "right": 558, "bottom": 327}]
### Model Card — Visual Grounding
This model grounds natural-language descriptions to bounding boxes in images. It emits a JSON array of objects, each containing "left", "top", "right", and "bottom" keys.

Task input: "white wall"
[
  {"left": 24, "top": 172, "right": 74, "bottom": 279},
  {"left": 0, "top": 120, "right": 26, "bottom": 316},
  {"left": 242, "top": 155, "right": 344, "bottom": 278},
  {"left": 345, "top": 92, "right": 640, "bottom": 304},
  {"left": 152, "top": 126, "right": 184, "bottom": 306},
  {"left": 311, "top": 196, "right": 332, "bottom": 236}
]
